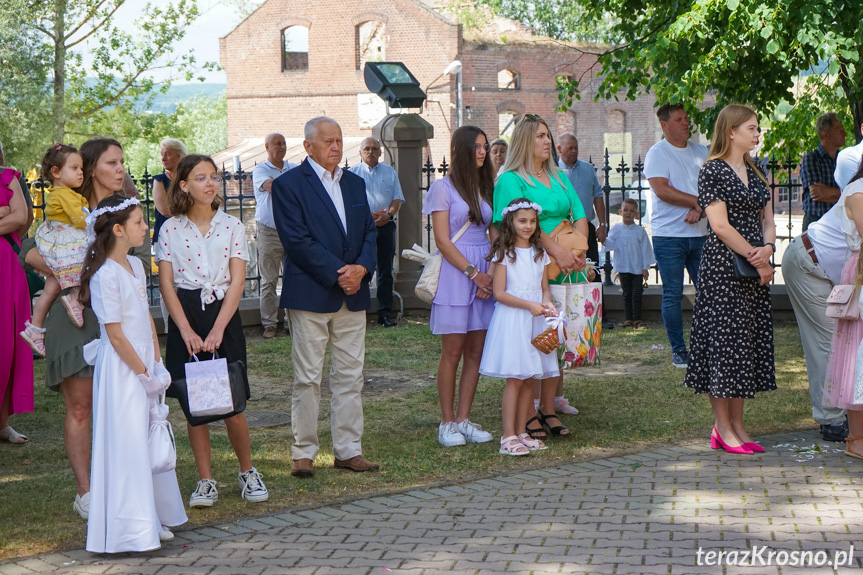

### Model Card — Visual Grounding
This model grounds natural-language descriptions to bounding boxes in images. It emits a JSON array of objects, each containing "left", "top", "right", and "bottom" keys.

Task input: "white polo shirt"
[{"left": 252, "top": 159, "right": 298, "bottom": 229}]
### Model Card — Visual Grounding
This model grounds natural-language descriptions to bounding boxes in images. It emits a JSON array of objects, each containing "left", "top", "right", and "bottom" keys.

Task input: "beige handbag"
[
  {"left": 826, "top": 284, "right": 861, "bottom": 320},
  {"left": 402, "top": 221, "right": 471, "bottom": 304}
]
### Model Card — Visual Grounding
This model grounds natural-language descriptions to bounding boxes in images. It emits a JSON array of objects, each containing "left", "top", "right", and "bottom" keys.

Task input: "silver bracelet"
[{"left": 469, "top": 270, "right": 480, "bottom": 280}]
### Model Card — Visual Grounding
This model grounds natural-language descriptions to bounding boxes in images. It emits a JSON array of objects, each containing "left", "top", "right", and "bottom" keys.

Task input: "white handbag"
[
  {"left": 149, "top": 393, "right": 177, "bottom": 474},
  {"left": 401, "top": 221, "right": 471, "bottom": 304},
  {"left": 185, "top": 353, "right": 234, "bottom": 417}
]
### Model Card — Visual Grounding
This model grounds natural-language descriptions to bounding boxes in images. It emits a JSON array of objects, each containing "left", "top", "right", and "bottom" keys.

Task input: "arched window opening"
[
  {"left": 282, "top": 26, "right": 309, "bottom": 71},
  {"left": 356, "top": 21, "right": 386, "bottom": 70},
  {"left": 498, "top": 69, "right": 520, "bottom": 90}
]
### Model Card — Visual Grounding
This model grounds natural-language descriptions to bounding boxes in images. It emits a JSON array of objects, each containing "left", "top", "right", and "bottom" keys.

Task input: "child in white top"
[
  {"left": 480, "top": 198, "right": 558, "bottom": 455},
  {"left": 19, "top": 145, "right": 89, "bottom": 356},
  {"left": 603, "top": 198, "right": 655, "bottom": 328},
  {"left": 156, "top": 154, "right": 269, "bottom": 508},
  {"left": 78, "top": 194, "right": 186, "bottom": 552}
]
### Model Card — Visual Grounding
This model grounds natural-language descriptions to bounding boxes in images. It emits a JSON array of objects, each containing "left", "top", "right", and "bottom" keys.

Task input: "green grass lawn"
[{"left": 0, "top": 317, "right": 813, "bottom": 559}]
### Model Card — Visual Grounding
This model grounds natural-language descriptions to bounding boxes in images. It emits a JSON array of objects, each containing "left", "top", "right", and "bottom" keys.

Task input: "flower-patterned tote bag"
[{"left": 549, "top": 280, "right": 603, "bottom": 368}]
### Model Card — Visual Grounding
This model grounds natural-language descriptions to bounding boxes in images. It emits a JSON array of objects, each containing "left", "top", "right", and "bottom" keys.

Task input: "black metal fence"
[{"left": 24, "top": 149, "right": 803, "bottom": 305}]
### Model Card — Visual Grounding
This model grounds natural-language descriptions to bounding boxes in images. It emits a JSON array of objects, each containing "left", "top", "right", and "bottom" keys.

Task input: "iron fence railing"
[{"left": 23, "top": 149, "right": 805, "bottom": 304}]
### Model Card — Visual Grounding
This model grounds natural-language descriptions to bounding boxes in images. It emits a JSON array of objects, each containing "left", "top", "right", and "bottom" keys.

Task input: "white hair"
[
  {"left": 159, "top": 137, "right": 187, "bottom": 157},
  {"left": 304, "top": 116, "right": 340, "bottom": 142}
]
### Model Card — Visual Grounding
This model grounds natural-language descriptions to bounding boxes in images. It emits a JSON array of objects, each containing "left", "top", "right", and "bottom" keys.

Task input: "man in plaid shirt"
[{"left": 800, "top": 112, "right": 847, "bottom": 231}]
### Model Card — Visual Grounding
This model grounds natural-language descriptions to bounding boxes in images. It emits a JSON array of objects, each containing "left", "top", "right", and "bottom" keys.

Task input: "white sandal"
[
  {"left": 518, "top": 432, "right": 548, "bottom": 451},
  {"left": 499, "top": 435, "right": 529, "bottom": 456},
  {"left": 0, "top": 426, "right": 28, "bottom": 444}
]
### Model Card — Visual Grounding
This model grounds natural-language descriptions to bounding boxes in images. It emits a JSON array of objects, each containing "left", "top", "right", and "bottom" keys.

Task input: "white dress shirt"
[
  {"left": 835, "top": 140, "right": 863, "bottom": 192},
  {"left": 348, "top": 161, "right": 405, "bottom": 213},
  {"left": 252, "top": 159, "right": 298, "bottom": 228},
  {"left": 155, "top": 209, "right": 250, "bottom": 309},
  {"left": 307, "top": 156, "right": 347, "bottom": 232}
]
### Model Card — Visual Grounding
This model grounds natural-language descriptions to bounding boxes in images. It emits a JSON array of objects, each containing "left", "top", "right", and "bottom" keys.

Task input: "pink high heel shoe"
[
  {"left": 743, "top": 442, "right": 765, "bottom": 452},
  {"left": 710, "top": 427, "right": 753, "bottom": 454}
]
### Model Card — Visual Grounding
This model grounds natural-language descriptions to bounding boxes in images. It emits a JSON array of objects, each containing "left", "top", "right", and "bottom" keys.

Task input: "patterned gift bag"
[
  {"left": 184, "top": 355, "right": 234, "bottom": 417},
  {"left": 549, "top": 280, "right": 603, "bottom": 368}
]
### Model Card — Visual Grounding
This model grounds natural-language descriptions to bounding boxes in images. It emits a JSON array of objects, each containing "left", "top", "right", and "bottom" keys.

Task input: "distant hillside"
[{"left": 146, "top": 83, "right": 226, "bottom": 114}]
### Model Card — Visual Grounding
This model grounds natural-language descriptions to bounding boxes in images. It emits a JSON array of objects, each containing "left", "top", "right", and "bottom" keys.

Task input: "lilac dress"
[{"left": 422, "top": 176, "right": 494, "bottom": 334}]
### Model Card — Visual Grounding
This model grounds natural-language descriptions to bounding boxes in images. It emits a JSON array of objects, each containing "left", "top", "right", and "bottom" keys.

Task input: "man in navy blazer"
[{"left": 272, "top": 117, "right": 380, "bottom": 478}]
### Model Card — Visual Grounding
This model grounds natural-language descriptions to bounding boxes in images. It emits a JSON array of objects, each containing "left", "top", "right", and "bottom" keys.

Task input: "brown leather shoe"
[
  {"left": 334, "top": 455, "right": 380, "bottom": 472},
  {"left": 291, "top": 458, "right": 314, "bottom": 478}
]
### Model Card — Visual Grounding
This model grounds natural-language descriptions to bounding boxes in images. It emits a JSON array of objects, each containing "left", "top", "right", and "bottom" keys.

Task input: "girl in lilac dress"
[{"left": 422, "top": 126, "right": 498, "bottom": 448}]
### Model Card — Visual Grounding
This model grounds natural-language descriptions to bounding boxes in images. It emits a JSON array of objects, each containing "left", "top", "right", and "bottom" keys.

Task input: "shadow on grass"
[{"left": 0, "top": 319, "right": 813, "bottom": 559}]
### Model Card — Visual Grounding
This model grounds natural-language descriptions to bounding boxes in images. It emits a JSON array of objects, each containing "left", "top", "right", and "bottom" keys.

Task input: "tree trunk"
[{"left": 51, "top": 0, "right": 66, "bottom": 143}]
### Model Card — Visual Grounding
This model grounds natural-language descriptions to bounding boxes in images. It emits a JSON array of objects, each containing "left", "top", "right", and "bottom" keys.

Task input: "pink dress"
[
  {"left": 0, "top": 168, "right": 34, "bottom": 415},
  {"left": 824, "top": 252, "right": 863, "bottom": 410}
]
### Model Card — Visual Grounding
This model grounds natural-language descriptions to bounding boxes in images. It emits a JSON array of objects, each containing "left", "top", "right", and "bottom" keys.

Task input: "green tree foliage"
[
  {"left": 124, "top": 93, "right": 228, "bottom": 175},
  {"left": 0, "top": 0, "right": 213, "bottom": 169},
  {"left": 0, "top": 1, "right": 52, "bottom": 168},
  {"left": 480, "top": 0, "right": 618, "bottom": 44},
  {"left": 482, "top": 0, "right": 863, "bottom": 157}
]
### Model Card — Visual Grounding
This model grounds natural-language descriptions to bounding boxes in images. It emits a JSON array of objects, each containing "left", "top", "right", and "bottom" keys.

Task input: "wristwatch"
[
  {"left": 765, "top": 242, "right": 776, "bottom": 254},
  {"left": 598, "top": 223, "right": 607, "bottom": 227},
  {"left": 464, "top": 264, "right": 476, "bottom": 277},
  {"left": 388, "top": 212, "right": 395, "bottom": 221}
]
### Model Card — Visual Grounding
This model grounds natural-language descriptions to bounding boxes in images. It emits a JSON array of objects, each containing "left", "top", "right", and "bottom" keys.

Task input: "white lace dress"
[
  {"left": 480, "top": 247, "right": 559, "bottom": 380},
  {"left": 84, "top": 257, "right": 187, "bottom": 553}
]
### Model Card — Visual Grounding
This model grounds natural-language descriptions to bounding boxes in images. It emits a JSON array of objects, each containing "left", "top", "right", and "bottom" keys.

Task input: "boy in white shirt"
[{"left": 604, "top": 198, "right": 655, "bottom": 328}]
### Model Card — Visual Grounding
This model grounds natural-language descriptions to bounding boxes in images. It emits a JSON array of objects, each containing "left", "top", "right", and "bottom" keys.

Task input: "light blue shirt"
[
  {"left": 348, "top": 161, "right": 405, "bottom": 213},
  {"left": 252, "top": 159, "right": 298, "bottom": 228},
  {"left": 558, "top": 158, "right": 602, "bottom": 221}
]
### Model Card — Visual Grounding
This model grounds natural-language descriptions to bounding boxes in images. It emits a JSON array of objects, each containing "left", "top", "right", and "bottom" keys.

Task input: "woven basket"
[{"left": 531, "top": 326, "right": 562, "bottom": 354}]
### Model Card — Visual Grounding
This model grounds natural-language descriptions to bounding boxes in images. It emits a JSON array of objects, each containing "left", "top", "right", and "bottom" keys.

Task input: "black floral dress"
[{"left": 683, "top": 159, "right": 776, "bottom": 398}]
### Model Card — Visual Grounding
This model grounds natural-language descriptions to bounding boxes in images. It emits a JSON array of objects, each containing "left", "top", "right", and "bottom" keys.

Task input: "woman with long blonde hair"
[
  {"left": 494, "top": 114, "right": 590, "bottom": 440},
  {"left": 683, "top": 104, "right": 776, "bottom": 454}
]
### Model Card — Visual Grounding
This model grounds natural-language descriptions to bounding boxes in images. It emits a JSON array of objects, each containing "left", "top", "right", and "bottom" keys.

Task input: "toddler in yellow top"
[{"left": 19, "top": 145, "right": 89, "bottom": 357}]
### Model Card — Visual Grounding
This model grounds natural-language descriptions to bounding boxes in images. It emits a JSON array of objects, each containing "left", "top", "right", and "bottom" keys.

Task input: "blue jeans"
[{"left": 652, "top": 236, "right": 706, "bottom": 353}]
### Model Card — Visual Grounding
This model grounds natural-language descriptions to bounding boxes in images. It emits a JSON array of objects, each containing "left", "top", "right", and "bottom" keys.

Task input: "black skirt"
[{"left": 165, "top": 288, "right": 250, "bottom": 401}]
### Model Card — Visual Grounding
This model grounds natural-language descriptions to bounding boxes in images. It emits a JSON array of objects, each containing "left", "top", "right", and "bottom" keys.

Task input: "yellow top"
[{"left": 45, "top": 186, "right": 88, "bottom": 228}]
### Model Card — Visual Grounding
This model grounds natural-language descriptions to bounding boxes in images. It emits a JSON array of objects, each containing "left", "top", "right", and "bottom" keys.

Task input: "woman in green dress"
[{"left": 493, "top": 114, "right": 590, "bottom": 439}]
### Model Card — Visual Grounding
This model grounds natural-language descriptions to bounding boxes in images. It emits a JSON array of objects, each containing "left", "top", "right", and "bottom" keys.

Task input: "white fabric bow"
[
  {"left": 200, "top": 283, "right": 226, "bottom": 310},
  {"left": 545, "top": 310, "right": 568, "bottom": 341}
]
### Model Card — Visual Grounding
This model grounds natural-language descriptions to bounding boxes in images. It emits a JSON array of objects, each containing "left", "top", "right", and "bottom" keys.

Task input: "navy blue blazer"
[{"left": 271, "top": 158, "right": 377, "bottom": 313}]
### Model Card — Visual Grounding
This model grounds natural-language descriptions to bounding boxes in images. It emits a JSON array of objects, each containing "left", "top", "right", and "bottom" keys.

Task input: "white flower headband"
[
  {"left": 501, "top": 201, "right": 542, "bottom": 216},
  {"left": 85, "top": 196, "right": 141, "bottom": 247}
]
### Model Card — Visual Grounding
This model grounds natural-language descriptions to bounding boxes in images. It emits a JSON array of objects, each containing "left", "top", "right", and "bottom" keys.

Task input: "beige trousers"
[
  {"left": 257, "top": 222, "right": 285, "bottom": 328},
  {"left": 289, "top": 303, "right": 366, "bottom": 460},
  {"left": 782, "top": 237, "right": 845, "bottom": 425}
]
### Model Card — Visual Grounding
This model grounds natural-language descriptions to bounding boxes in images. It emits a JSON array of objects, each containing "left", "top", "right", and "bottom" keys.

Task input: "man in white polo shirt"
[
  {"left": 644, "top": 103, "right": 709, "bottom": 368},
  {"left": 252, "top": 132, "right": 298, "bottom": 338}
]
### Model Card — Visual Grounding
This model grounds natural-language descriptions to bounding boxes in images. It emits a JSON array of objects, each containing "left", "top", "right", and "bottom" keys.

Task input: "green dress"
[{"left": 493, "top": 170, "right": 588, "bottom": 284}]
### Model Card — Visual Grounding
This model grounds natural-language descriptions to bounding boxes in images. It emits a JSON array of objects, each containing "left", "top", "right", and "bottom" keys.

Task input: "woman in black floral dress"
[{"left": 684, "top": 104, "right": 777, "bottom": 454}]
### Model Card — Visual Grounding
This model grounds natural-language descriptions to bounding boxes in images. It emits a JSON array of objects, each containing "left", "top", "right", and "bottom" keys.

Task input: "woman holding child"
[{"left": 20, "top": 138, "right": 150, "bottom": 518}]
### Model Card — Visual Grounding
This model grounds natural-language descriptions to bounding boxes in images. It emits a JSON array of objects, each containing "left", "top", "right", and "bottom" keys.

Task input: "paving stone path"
[{"left": 3, "top": 429, "right": 862, "bottom": 575}]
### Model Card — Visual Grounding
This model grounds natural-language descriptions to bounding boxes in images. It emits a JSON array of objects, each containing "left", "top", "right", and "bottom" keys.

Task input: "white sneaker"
[
  {"left": 238, "top": 467, "right": 269, "bottom": 503},
  {"left": 189, "top": 478, "right": 219, "bottom": 508},
  {"left": 159, "top": 526, "right": 174, "bottom": 542},
  {"left": 73, "top": 492, "right": 89, "bottom": 520},
  {"left": 456, "top": 419, "right": 493, "bottom": 443},
  {"left": 438, "top": 421, "right": 466, "bottom": 447}
]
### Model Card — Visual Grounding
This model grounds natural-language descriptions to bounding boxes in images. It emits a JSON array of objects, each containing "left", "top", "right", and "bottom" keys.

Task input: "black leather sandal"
[
  {"left": 525, "top": 416, "right": 547, "bottom": 439},
  {"left": 538, "top": 409, "right": 571, "bottom": 437}
]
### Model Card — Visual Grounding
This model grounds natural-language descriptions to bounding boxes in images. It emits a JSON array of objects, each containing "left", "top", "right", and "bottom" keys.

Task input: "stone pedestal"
[{"left": 373, "top": 114, "right": 434, "bottom": 308}]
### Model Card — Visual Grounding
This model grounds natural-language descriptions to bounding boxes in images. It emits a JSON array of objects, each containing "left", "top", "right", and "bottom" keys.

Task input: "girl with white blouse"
[{"left": 156, "top": 154, "right": 269, "bottom": 508}]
